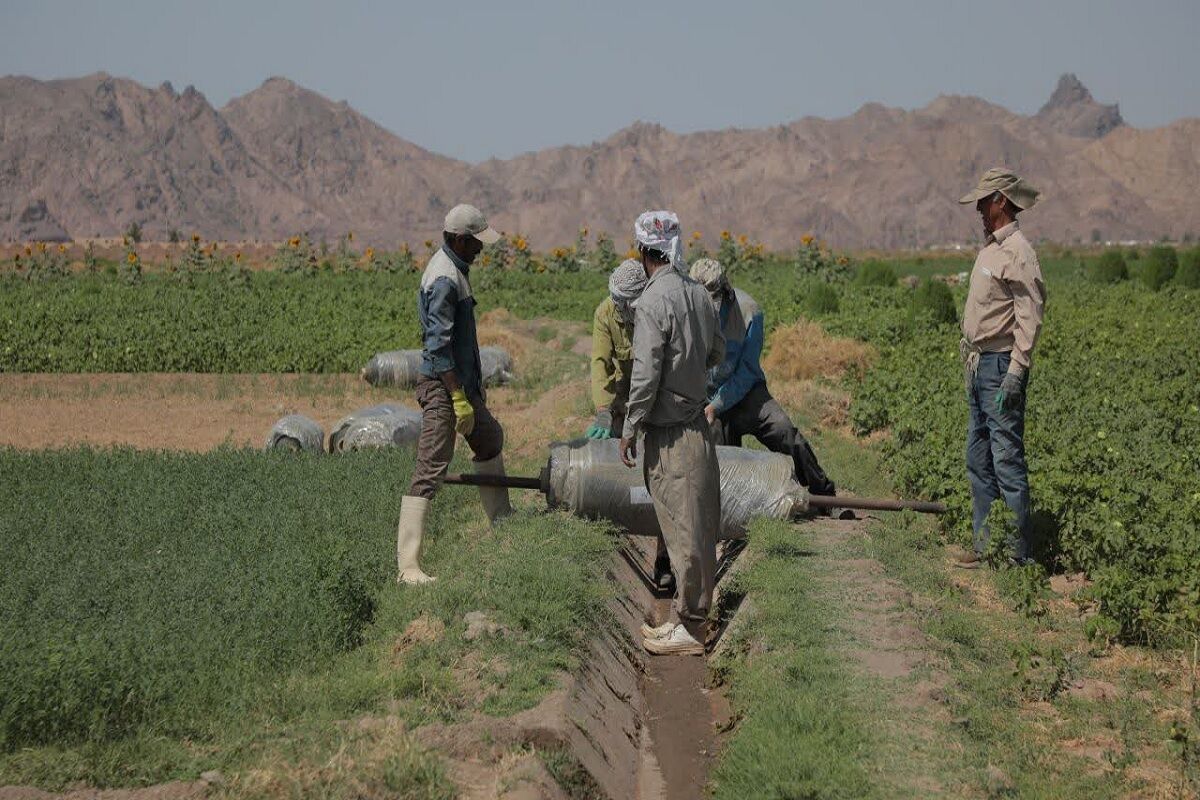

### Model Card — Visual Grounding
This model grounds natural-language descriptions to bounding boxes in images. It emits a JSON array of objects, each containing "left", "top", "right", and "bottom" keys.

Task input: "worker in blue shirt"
[{"left": 689, "top": 258, "right": 837, "bottom": 498}]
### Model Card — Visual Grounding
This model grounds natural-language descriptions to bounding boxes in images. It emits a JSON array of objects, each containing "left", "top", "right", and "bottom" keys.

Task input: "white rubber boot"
[
  {"left": 475, "top": 453, "right": 514, "bottom": 525},
  {"left": 396, "top": 495, "right": 436, "bottom": 585}
]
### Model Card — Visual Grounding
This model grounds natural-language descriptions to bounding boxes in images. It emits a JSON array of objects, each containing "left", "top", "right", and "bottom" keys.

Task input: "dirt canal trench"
[{"left": 541, "top": 534, "right": 739, "bottom": 800}]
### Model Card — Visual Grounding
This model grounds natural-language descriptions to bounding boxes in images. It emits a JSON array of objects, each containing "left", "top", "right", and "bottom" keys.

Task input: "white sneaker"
[
  {"left": 640, "top": 621, "right": 675, "bottom": 640},
  {"left": 642, "top": 624, "right": 705, "bottom": 656}
]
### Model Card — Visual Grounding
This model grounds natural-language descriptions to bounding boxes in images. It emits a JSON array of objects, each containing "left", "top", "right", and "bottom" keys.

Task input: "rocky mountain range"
[{"left": 1, "top": 71, "right": 1196, "bottom": 249}]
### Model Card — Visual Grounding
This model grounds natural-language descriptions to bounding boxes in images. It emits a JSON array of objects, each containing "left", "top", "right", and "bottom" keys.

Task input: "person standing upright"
[
  {"left": 955, "top": 169, "right": 1045, "bottom": 567},
  {"left": 396, "top": 204, "right": 514, "bottom": 585},
  {"left": 587, "top": 258, "right": 675, "bottom": 593},
  {"left": 619, "top": 210, "right": 724, "bottom": 656}
]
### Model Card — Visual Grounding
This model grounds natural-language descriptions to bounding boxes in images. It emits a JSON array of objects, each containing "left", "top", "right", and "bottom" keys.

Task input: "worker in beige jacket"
[
  {"left": 619, "top": 210, "right": 724, "bottom": 656},
  {"left": 955, "top": 168, "right": 1045, "bottom": 568}
]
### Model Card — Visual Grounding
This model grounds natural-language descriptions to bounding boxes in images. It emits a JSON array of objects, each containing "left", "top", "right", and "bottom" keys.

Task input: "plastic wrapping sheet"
[
  {"left": 545, "top": 438, "right": 804, "bottom": 540},
  {"left": 265, "top": 414, "right": 325, "bottom": 453},
  {"left": 328, "top": 403, "right": 423, "bottom": 453},
  {"left": 479, "top": 346, "right": 516, "bottom": 386},
  {"left": 361, "top": 347, "right": 515, "bottom": 388}
]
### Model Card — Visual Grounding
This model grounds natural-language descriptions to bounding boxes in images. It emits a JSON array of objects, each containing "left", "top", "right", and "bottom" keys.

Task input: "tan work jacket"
[{"left": 961, "top": 221, "right": 1046, "bottom": 376}]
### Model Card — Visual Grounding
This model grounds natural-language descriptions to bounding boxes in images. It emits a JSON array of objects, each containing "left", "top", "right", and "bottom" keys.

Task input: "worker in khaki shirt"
[
  {"left": 586, "top": 259, "right": 675, "bottom": 592},
  {"left": 955, "top": 168, "right": 1045, "bottom": 568},
  {"left": 619, "top": 210, "right": 724, "bottom": 656}
]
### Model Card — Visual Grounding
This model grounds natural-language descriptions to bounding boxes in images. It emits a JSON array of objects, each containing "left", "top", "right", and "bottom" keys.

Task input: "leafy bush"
[
  {"left": 803, "top": 282, "right": 840, "bottom": 316},
  {"left": 1175, "top": 249, "right": 1200, "bottom": 289},
  {"left": 853, "top": 260, "right": 897, "bottom": 288},
  {"left": 1139, "top": 246, "right": 1178, "bottom": 290},
  {"left": 1088, "top": 250, "right": 1128, "bottom": 284},
  {"left": 909, "top": 279, "right": 957, "bottom": 325},
  {"left": 795, "top": 236, "right": 850, "bottom": 283}
]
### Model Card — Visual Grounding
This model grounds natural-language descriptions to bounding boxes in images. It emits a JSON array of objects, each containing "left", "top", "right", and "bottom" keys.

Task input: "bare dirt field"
[
  {"left": 0, "top": 371, "right": 594, "bottom": 458},
  {"left": 0, "top": 373, "right": 396, "bottom": 451}
]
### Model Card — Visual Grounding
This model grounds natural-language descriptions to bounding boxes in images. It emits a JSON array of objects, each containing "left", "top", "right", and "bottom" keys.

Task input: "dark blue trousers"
[{"left": 966, "top": 352, "right": 1031, "bottom": 559}]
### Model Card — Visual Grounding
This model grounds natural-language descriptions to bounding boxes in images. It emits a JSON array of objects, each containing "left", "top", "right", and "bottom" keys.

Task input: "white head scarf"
[{"left": 634, "top": 210, "right": 687, "bottom": 273}]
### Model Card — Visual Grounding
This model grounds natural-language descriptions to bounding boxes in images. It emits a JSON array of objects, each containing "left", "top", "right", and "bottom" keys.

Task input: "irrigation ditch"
[{"left": 412, "top": 534, "right": 742, "bottom": 800}]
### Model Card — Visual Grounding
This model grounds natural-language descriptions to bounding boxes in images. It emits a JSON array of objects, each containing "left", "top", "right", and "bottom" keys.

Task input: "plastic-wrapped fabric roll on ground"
[
  {"left": 265, "top": 414, "right": 325, "bottom": 453},
  {"left": 361, "top": 347, "right": 515, "bottom": 388},
  {"left": 328, "top": 404, "right": 423, "bottom": 452},
  {"left": 361, "top": 350, "right": 423, "bottom": 388},
  {"left": 479, "top": 346, "right": 516, "bottom": 386},
  {"left": 544, "top": 438, "right": 804, "bottom": 540}
]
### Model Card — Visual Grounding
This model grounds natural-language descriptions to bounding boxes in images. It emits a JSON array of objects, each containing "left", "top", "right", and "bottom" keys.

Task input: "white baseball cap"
[{"left": 444, "top": 203, "right": 501, "bottom": 244}]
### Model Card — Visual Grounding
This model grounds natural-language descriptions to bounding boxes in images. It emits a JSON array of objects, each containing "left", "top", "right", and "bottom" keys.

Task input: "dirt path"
[
  {"left": 0, "top": 371, "right": 592, "bottom": 455},
  {"left": 802, "top": 516, "right": 959, "bottom": 797},
  {"left": 0, "top": 373, "right": 397, "bottom": 451}
]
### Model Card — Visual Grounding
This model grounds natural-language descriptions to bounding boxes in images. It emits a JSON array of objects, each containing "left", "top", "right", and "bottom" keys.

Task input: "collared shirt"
[
  {"left": 623, "top": 266, "right": 724, "bottom": 438},
  {"left": 706, "top": 287, "right": 766, "bottom": 413},
  {"left": 590, "top": 297, "right": 633, "bottom": 411},
  {"left": 961, "top": 221, "right": 1046, "bottom": 376},
  {"left": 417, "top": 245, "right": 485, "bottom": 399}
]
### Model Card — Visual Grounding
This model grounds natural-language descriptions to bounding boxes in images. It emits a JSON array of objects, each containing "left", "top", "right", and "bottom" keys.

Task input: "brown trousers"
[
  {"left": 643, "top": 415, "right": 720, "bottom": 636},
  {"left": 408, "top": 376, "right": 505, "bottom": 499}
]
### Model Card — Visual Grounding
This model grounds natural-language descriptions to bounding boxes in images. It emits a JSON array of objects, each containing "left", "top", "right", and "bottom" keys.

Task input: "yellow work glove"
[{"left": 450, "top": 388, "right": 475, "bottom": 436}]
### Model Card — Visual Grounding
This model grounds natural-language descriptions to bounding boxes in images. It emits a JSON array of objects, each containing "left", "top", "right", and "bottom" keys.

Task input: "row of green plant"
[
  {"left": 0, "top": 445, "right": 615, "bottom": 787},
  {"left": 0, "top": 270, "right": 609, "bottom": 372},
  {"left": 1087, "top": 245, "right": 1200, "bottom": 289},
  {"left": 812, "top": 276, "right": 1200, "bottom": 645}
]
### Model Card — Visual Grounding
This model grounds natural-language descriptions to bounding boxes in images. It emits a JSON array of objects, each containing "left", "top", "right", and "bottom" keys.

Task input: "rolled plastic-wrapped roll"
[
  {"left": 362, "top": 348, "right": 515, "bottom": 388},
  {"left": 328, "top": 403, "right": 423, "bottom": 452},
  {"left": 479, "top": 346, "right": 515, "bottom": 386},
  {"left": 544, "top": 438, "right": 804, "bottom": 540},
  {"left": 361, "top": 350, "right": 423, "bottom": 388},
  {"left": 265, "top": 414, "right": 325, "bottom": 453}
]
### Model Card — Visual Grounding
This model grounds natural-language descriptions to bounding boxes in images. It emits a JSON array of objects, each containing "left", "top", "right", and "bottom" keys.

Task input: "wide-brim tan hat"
[
  {"left": 444, "top": 203, "right": 501, "bottom": 244},
  {"left": 958, "top": 167, "right": 1040, "bottom": 211}
]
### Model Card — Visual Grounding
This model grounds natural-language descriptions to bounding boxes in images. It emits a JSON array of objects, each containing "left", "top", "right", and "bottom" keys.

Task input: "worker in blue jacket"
[{"left": 689, "top": 258, "right": 837, "bottom": 498}]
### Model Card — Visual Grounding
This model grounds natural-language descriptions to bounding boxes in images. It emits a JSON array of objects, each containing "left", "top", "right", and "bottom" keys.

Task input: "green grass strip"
[
  {"left": 709, "top": 518, "right": 877, "bottom": 800},
  {"left": 0, "top": 446, "right": 615, "bottom": 788}
]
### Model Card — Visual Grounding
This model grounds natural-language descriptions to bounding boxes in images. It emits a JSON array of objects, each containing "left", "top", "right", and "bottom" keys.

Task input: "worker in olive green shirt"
[{"left": 587, "top": 258, "right": 646, "bottom": 439}]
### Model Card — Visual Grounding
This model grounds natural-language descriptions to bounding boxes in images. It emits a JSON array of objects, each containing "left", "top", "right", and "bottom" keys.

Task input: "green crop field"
[
  {"left": 0, "top": 446, "right": 615, "bottom": 788},
  {"left": 3, "top": 241, "right": 1199, "bottom": 795}
]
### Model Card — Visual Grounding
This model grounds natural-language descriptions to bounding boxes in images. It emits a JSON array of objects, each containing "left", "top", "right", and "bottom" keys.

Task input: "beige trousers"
[{"left": 642, "top": 415, "right": 720, "bottom": 637}]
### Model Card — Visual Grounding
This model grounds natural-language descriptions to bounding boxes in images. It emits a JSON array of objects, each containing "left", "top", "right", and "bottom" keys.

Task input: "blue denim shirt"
[
  {"left": 706, "top": 287, "right": 766, "bottom": 413},
  {"left": 417, "top": 246, "right": 485, "bottom": 400}
]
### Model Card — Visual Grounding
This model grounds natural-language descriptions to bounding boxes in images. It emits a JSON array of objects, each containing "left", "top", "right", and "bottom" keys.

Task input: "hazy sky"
[{"left": 2, "top": 0, "right": 1197, "bottom": 162}]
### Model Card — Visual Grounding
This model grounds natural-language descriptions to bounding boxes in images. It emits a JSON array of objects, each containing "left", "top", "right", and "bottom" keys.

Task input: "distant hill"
[{"left": 1, "top": 71, "right": 1196, "bottom": 249}]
